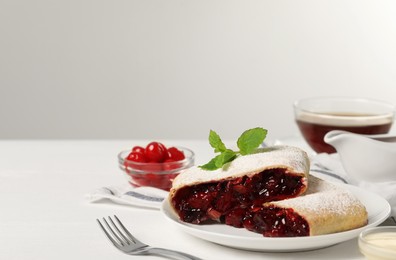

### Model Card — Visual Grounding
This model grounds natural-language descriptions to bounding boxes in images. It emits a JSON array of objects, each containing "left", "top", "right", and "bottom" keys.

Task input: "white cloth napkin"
[
  {"left": 311, "top": 153, "right": 396, "bottom": 218},
  {"left": 86, "top": 185, "right": 168, "bottom": 210}
]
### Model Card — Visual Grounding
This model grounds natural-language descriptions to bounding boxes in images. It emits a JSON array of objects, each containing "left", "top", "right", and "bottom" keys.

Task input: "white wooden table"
[{"left": 0, "top": 139, "right": 386, "bottom": 260}]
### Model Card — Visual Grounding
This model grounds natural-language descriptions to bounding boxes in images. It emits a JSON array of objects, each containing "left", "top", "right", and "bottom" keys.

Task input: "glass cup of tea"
[{"left": 294, "top": 97, "right": 395, "bottom": 153}]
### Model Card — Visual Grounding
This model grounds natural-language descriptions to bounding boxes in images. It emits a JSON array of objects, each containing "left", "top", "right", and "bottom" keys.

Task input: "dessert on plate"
[{"left": 168, "top": 145, "right": 368, "bottom": 237}]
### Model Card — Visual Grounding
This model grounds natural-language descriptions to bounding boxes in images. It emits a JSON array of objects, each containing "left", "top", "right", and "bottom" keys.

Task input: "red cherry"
[
  {"left": 167, "top": 147, "right": 185, "bottom": 161},
  {"left": 131, "top": 172, "right": 175, "bottom": 191},
  {"left": 142, "top": 162, "right": 162, "bottom": 172},
  {"left": 157, "top": 142, "right": 169, "bottom": 160},
  {"left": 130, "top": 174, "right": 148, "bottom": 187},
  {"left": 126, "top": 152, "right": 147, "bottom": 162},
  {"left": 163, "top": 159, "right": 182, "bottom": 171},
  {"left": 132, "top": 146, "right": 145, "bottom": 154},
  {"left": 125, "top": 152, "right": 147, "bottom": 171},
  {"left": 145, "top": 142, "right": 167, "bottom": 162}
]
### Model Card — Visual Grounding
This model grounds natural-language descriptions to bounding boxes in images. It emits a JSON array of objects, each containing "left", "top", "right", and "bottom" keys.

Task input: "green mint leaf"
[
  {"left": 200, "top": 127, "right": 268, "bottom": 171},
  {"left": 199, "top": 155, "right": 221, "bottom": 171},
  {"left": 214, "top": 150, "right": 237, "bottom": 168},
  {"left": 200, "top": 150, "right": 237, "bottom": 171},
  {"left": 237, "top": 127, "right": 267, "bottom": 155},
  {"left": 209, "top": 130, "right": 227, "bottom": 153}
]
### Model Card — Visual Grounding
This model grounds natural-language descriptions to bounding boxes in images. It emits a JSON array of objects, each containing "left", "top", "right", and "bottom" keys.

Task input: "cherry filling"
[
  {"left": 171, "top": 168, "right": 305, "bottom": 226},
  {"left": 227, "top": 206, "right": 310, "bottom": 237}
]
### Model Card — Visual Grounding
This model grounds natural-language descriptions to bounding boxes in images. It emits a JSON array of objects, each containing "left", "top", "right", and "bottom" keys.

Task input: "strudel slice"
[
  {"left": 169, "top": 146, "right": 310, "bottom": 224},
  {"left": 237, "top": 176, "right": 368, "bottom": 237}
]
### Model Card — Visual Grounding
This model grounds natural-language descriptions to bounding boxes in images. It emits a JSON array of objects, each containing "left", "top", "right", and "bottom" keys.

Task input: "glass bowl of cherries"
[{"left": 118, "top": 142, "right": 194, "bottom": 191}]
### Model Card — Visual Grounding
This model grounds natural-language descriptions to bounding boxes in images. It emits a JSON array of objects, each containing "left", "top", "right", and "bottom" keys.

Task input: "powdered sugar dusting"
[
  {"left": 269, "top": 175, "right": 366, "bottom": 218},
  {"left": 172, "top": 146, "right": 310, "bottom": 190}
]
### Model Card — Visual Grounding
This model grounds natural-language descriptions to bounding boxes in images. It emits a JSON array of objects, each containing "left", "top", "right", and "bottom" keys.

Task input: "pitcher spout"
[{"left": 323, "top": 130, "right": 353, "bottom": 146}]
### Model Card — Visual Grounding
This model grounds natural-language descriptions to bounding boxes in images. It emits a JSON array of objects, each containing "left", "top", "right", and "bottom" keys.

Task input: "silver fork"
[{"left": 97, "top": 215, "right": 202, "bottom": 260}]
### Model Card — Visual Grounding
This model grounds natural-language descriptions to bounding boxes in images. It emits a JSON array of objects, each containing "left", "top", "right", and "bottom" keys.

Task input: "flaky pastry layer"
[{"left": 170, "top": 145, "right": 310, "bottom": 198}]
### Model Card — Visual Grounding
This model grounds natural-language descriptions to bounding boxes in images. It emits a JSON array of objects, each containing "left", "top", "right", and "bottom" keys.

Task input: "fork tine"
[
  {"left": 96, "top": 219, "right": 122, "bottom": 249},
  {"left": 107, "top": 216, "right": 132, "bottom": 245},
  {"left": 113, "top": 215, "right": 144, "bottom": 246},
  {"left": 102, "top": 217, "right": 128, "bottom": 246}
]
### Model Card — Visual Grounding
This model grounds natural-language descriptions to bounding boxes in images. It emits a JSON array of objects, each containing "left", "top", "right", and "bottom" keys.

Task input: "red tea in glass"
[
  {"left": 294, "top": 97, "right": 395, "bottom": 154},
  {"left": 296, "top": 112, "right": 393, "bottom": 153}
]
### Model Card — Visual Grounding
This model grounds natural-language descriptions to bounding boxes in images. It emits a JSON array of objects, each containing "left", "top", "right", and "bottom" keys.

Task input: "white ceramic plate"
[{"left": 161, "top": 184, "right": 391, "bottom": 252}]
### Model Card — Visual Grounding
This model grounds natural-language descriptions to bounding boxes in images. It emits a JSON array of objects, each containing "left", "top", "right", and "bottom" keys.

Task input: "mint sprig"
[
  {"left": 200, "top": 127, "right": 267, "bottom": 171},
  {"left": 209, "top": 130, "right": 227, "bottom": 153},
  {"left": 237, "top": 127, "right": 268, "bottom": 155}
]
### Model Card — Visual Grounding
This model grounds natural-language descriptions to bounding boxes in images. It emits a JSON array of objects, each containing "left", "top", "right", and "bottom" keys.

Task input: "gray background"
[{"left": 1, "top": 0, "right": 396, "bottom": 140}]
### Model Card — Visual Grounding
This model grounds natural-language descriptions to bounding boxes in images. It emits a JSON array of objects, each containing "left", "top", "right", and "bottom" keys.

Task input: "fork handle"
[{"left": 143, "top": 247, "right": 203, "bottom": 260}]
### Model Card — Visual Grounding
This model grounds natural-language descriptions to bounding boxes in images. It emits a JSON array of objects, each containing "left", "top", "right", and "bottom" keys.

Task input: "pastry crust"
[
  {"left": 170, "top": 145, "right": 310, "bottom": 199},
  {"left": 264, "top": 175, "right": 368, "bottom": 236}
]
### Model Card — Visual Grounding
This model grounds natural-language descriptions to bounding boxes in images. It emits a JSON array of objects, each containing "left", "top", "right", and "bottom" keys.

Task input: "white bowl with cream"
[{"left": 359, "top": 226, "right": 396, "bottom": 259}]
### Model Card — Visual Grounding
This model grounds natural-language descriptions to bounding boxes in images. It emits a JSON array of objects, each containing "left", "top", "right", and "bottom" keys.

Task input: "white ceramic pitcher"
[{"left": 324, "top": 130, "right": 396, "bottom": 182}]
